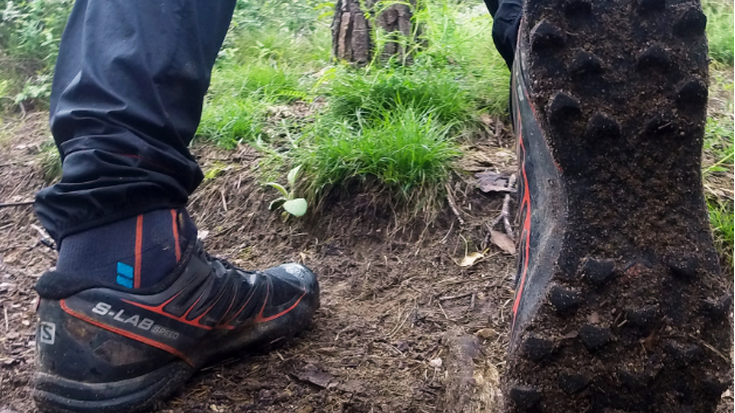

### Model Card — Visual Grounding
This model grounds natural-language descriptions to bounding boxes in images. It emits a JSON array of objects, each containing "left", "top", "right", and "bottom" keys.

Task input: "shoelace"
[{"left": 197, "top": 241, "right": 253, "bottom": 276}]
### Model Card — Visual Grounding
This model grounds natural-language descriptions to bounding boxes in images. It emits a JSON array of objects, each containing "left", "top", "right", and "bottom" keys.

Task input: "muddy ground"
[{"left": 0, "top": 112, "right": 731, "bottom": 412}]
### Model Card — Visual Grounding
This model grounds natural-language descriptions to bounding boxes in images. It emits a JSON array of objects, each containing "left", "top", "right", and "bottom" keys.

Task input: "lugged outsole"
[
  {"left": 504, "top": 0, "right": 732, "bottom": 412},
  {"left": 33, "top": 361, "right": 194, "bottom": 413}
]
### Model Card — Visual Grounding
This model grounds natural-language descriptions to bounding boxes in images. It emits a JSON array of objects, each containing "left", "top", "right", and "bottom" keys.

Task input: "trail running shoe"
[
  {"left": 504, "top": 0, "right": 732, "bottom": 411},
  {"left": 32, "top": 240, "right": 319, "bottom": 413}
]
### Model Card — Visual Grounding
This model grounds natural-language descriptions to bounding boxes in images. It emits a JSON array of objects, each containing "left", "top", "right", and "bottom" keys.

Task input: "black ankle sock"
[{"left": 56, "top": 209, "right": 197, "bottom": 289}]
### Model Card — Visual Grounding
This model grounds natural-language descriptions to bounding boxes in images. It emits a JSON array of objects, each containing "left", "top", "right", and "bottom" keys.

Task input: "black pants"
[{"left": 35, "top": 0, "right": 522, "bottom": 243}]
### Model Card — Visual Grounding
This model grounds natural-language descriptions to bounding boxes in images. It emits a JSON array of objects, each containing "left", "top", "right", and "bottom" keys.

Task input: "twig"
[
  {"left": 31, "top": 224, "right": 55, "bottom": 249},
  {"left": 3, "top": 305, "right": 8, "bottom": 333},
  {"left": 439, "top": 220, "right": 454, "bottom": 245},
  {"left": 469, "top": 293, "right": 476, "bottom": 310},
  {"left": 0, "top": 200, "right": 34, "bottom": 208},
  {"left": 687, "top": 333, "right": 730, "bottom": 362},
  {"left": 219, "top": 189, "right": 228, "bottom": 212},
  {"left": 486, "top": 193, "right": 515, "bottom": 241},
  {"left": 437, "top": 301, "right": 449, "bottom": 320},
  {"left": 501, "top": 194, "right": 513, "bottom": 239},
  {"left": 380, "top": 342, "right": 405, "bottom": 357},
  {"left": 444, "top": 183, "right": 465, "bottom": 225},
  {"left": 703, "top": 153, "right": 734, "bottom": 175},
  {"left": 438, "top": 292, "right": 473, "bottom": 301},
  {"left": 19, "top": 101, "right": 26, "bottom": 118}
]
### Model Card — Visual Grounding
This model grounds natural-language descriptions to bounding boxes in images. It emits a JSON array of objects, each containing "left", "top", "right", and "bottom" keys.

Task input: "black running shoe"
[
  {"left": 504, "top": 0, "right": 732, "bottom": 412},
  {"left": 33, "top": 240, "right": 319, "bottom": 413}
]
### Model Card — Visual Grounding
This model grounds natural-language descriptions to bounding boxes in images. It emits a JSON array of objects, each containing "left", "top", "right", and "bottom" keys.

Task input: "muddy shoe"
[
  {"left": 32, "top": 240, "right": 319, "bottom": 413},
  {"left": 504, "top": 0, "right": 732, "bottom": 412}
]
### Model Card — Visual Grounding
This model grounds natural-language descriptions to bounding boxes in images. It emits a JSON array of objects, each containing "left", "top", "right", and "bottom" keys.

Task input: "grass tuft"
[
  {"left": 196, "top": 63, "right": 307, "bottom": 148},
  {"left": 327, "top": 65, "right": 473, "bottom": 127},
  {"left": 708, "top": 198, "right": 734, "bottom": 269},
  {"left": 293, "top": 107, "right": 461, "bottom": 204},
  {"left": 38, "top": 139, "right": 61, "bottom": 183},
  {"left": 703, "top": 69, "right": 734, "bottom": 270}
]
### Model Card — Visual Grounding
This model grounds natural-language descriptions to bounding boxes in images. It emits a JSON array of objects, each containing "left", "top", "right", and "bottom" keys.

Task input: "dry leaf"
[
  {"left": 475, "top": 170, "right": 513, "bottom": 193},
  {"left": 476, "top": 328, "right": 496, "bottom": 339},
  {"left": 490, "top": 230, "right": 515, "bottom": 255},
  {"left": 292, "top": 364, "right": 336, "bottom": 388},
  {"left": 458, "top": 252, "right": 485, "bottom": 267}
]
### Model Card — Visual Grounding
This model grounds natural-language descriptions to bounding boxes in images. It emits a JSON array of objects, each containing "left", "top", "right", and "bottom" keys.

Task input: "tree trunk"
[{"left": 332, "top": 0, "right": 420, "bottom": 65}]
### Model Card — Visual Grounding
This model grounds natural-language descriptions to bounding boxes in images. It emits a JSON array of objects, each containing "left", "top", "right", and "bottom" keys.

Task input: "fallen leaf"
[
  {"left": 475, "top": 170, "right": 515, "bottom": 193},
  {"left": 335, "top": 380, "right": 367, "bottom": 394},
  {"left": 458, "top": 252, "right": 485, "bottom": 267},
  {"left": 476, "top": 328, "right": 496, "bottom": 339},
  {"left": 292, "top": 364, "right": 336, "bottom": 388},
  {"left": 490, "top": 230, "right": 515, "bottom": 255}
]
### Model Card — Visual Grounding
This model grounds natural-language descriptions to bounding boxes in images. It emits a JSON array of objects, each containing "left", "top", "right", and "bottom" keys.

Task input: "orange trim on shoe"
[
  {"left": 122, "top": 292, "right": 213, "bottom": 331},
  {"left": 218, "top": 283, "right": 259, "bottom": 329},
  {"left": 134, "top": 214, "right": 143, "bottom": 288},
  {"left": 254, "top": 284, "right": 307, "bottom": 324},
  {"left": 512, "top": 107, "right": 533, "bottom": 328},
  {"left": 59, "top": 298, "right": 194, "bottom": 366}
]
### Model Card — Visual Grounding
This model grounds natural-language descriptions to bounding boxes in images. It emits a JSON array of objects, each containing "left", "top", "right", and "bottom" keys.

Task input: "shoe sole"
[
  {"left": 504, "top": 0, "right": 732, "bottom": 412},
  {"left": 33, "top": 361, "right": 193, "bottom": 413}
]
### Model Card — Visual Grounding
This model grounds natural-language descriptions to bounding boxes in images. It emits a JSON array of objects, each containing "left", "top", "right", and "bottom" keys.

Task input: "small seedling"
[{"left": 265, "top": 165, "right": 308, "bottom": 217}]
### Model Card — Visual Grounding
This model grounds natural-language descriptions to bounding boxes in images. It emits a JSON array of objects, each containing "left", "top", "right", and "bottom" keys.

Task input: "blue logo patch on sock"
[{"left": 116, "top": 262, "right": 134, "bottom": 288}]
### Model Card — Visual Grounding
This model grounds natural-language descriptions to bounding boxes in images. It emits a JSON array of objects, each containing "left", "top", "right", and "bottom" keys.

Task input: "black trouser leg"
[
  {"left": 484, "top": 0, "right": 523, "bottom": 69},
  {"left": 35, "top": 0, "right": 236, "bottom": 243}
]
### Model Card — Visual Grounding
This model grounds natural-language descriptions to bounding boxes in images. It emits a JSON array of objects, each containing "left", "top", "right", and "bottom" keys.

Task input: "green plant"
[
  {"left": 0, "top": 0, "right": 73, "bottom": 108},
  {"left": 703, "top": 0, "right": 734, "bottom": 66},
  {"left": 265, "top": 165, "right": 308, "bottom": 217},
  {"left": 196, "top": 61, "right": 311, "bottom": 147},
  {"left": 14, "top": 72, "right": 52, "bottom": 106},
  {"left": 703, "top": 116, "right": 734, "bottom": 176},
  {"left": 38, "top": 139, "right": 61, "bottom": 183}
]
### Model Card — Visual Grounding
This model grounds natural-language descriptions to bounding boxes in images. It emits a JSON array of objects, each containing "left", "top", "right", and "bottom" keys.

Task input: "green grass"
[
  {"left": 196, "top": 62, "right": 310, "bottom": 147},
  {"left": 196, "top": 0, "right": 509, "bottom": 209},
  {"left": 39, "top": 139, "right": 62, "bottom": 183},
  {"left": 703, "top": 116, "right": 734, "bottom": 176},
  {"left": 326, "top": 65, "right": 474, "bottom": 127},
  {"left": 708, "top": 198, "right": 734, "bottom": 268},
  {"left": 292, "top": 107, "right": 461, "bottom": 203},
  {"left": 703, "top": 66, "right": 734, "bottom": 269},
  {"left": 703, "top": 0, "right": 734, "bottom": 66}
]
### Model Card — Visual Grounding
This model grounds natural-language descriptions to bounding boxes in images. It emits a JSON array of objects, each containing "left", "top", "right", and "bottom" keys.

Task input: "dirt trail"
[
  {"left": 0, "top": 112, "right": 524, "bottom": 412},
  {"left": 1, "top": 113, "right": 731, "bottom": 412}
]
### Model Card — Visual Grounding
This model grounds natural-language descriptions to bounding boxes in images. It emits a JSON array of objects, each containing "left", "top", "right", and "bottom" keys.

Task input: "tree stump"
[{"left": 332, "top": 0, "right": 421, "bottom": 65}]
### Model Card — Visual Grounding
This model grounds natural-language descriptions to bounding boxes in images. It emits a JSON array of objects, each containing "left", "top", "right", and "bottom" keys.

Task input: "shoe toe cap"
[{"left": 266, "top": 263, "right": 319, "bottom": 294}]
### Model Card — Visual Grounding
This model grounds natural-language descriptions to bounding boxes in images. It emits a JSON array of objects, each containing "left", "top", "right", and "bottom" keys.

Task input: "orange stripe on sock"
[
  {"left": 134, "top": 214, "right": 143, "bottom": 288},
  {"left": 171, "top": 209, "right": 181, "bottom": 262}
]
